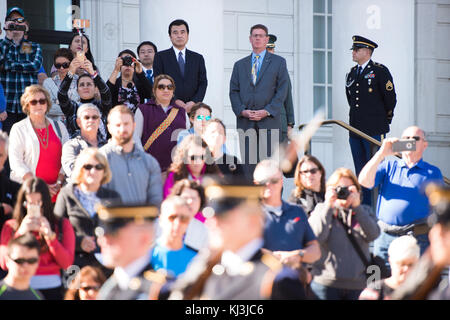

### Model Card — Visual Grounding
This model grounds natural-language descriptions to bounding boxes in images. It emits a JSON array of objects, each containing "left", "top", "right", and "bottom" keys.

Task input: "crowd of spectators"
[{"left": 0, "top": 6, "right": 447, "bottom": 301}]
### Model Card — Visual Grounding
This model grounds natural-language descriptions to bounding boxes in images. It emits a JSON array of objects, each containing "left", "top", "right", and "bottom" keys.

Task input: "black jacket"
[
  {"left": 106, "top": 71, "right": 153, "bottom": 111},
  {"left": 153, "top": 48, "right": 207, "bottom": 103},
  {"left": 345, "top": 59, "right": 397, "bottom": 137},
  {"left": 53, "top": 183, "right": 121, "bottom": 267},
  {"left": 0, "top": 170, "right": 20, "bottom": 231}
]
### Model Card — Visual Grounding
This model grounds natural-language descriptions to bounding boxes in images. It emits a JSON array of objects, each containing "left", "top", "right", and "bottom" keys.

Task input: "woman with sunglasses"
[
  {"left": 289, "top": 155, "right": 326, "bottom": 217},
  {"left": 308, "top": 168, "right": 380, "bottom": 300},
  {"left": 163, "top": 134, "right": 221, "bottom": 198},
  {"left": 61, "top": 104, "right": 107, "bottom": 181},
  {"left": 55, "top": 147, "right": 120, "bottom": 271},
  {"left": 8, "top": 85, "right": 69, "bottom": 202},
  {"left": 177, "top": 102, "right": 212, "bottom": 145},
  {"left": 43, "top": 48, "right": 80, "bottom": 122},
  {"left": 64, "top": 265, "right": 106, "bottom": 300},
  {"left": 0, "top": 177, "right": 75, "bottom": 300},
  {"left": 107, "top": 49, "right": 153, "bottom": 113},
  {"left": 135, "top": 74, "right": 190, "bottom": 174}
]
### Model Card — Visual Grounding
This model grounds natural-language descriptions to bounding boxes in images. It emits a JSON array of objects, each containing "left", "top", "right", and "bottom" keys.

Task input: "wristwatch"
[{"left": 298, "top": 250, "right": 305, "bottom": 258}]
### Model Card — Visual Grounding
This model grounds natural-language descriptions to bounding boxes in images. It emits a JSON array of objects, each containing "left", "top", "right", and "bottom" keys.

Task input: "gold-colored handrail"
[{"left": 298, "top": 119, "right": 450, "bottom": 185}]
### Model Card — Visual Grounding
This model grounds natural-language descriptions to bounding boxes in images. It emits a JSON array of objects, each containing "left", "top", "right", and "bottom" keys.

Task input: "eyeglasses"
[
  {"left": 82, "top": 115, "right": 99, "bottom": 120},
  {"left": 83, "top": 164, "right": 105, "bottom": 171},
  {"left": 9, "top": 256, "right": 39, "bottom": 265},
  {"left": 167, "top": 214, "right": 191, "bottom": 223},
  {"left": 256, "top": 177, "right": 281, "bottom": 185},
  {"left": 7, "top": 17, "right": 26, "bottom": 23},
  {"left": 402, "top": 136, "right": 422, "bottom": 141},
  {"left": 80, "top": 285, "right": 101, "bottom": 292},
  {"left": 196, "top": 115, "right": 211, "bottom": 121},
  {"left": 300, "top": 168, "right": 320, "bottom": 175},
  {"left": 157, "top": 84, "right": 174, "bottom": 91},
  {"left": 188, "top": 155, "right": 205, "bottom": 162},
  {"left": 29, "top": 99, "right": 47, "bottom": 106},
  {"left": 55, "top": 62, "right": 70, "bottom": 69}
]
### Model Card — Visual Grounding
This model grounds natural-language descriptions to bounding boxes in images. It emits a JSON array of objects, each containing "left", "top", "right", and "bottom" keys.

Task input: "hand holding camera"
[{"left": 17, "top": 205, "right": 41, "bottom": 234}]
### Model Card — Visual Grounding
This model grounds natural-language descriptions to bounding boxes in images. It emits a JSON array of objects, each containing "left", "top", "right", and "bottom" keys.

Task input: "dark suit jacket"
[
  {"left": 153, "top": 47, "right": 207, "bottom": 103},
  {"left": 229, "top": 52, "right": 289, "bottom": 130}
]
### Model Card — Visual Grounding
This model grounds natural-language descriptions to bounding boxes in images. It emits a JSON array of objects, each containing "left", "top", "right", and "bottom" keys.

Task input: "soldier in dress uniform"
[
  {"left": 168, "top": 176, "right": 307, "bottom": 300},
  {"left": 95, "top": 204, "right": 169, "bottom": 300},
  {"left": 345, "top": 35, "right": 397, "bottom": 206}
]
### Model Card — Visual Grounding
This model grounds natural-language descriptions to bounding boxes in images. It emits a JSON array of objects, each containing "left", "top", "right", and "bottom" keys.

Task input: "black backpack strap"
[{"left": 336, "top": 213, "right": 370, "bottom": 267}]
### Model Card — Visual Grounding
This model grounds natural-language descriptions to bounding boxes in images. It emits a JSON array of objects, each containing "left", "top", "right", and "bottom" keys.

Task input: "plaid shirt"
[{"left": 0, "top": 37, "right": 42, "bottom": 113}]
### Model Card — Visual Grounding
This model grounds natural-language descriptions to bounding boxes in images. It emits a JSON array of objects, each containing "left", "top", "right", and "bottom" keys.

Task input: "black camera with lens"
[
  {"left": 6, "top": 24, "right": 27, "bottom": 32},
  {"left": 121, "top": 56, "right": 134, "bottom": 67},
  {"left": 335, "top": 186, "right": 350, "bottom": 200}
]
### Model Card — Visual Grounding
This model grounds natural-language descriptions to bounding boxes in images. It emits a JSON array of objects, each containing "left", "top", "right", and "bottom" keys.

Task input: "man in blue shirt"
[
  {"left": 253, "top": 159, "right": 320, "bottom": 269},
  {"left": 359, "top": 126, "right": 443, "bottom": 270}
]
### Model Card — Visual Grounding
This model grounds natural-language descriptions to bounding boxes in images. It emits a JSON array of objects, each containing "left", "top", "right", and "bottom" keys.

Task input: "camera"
[
  {"left": 392, "top": 139, "right": 416, "bottom": 153},
  {"left": 121, "top": 55, "right": 134, "bottom": 67},
  {"left": 335, "top": 186, "right": 350, "bottom": 200},
  {"left": 5, "top": 24, "right": 27, "bottom": 32}
]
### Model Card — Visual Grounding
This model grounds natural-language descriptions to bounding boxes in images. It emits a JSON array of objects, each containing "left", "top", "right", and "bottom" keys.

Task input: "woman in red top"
[
  {"left": 0, "top": 178, "right": 75, "bottom": 300},
  {"left": 8, "top": 85, "right": 69, "bottom": 202}
]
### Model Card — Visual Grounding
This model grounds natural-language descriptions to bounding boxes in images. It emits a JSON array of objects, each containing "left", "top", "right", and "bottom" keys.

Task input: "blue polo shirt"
[
  {"left": 373, "top": 158, "right": 443, "bottom": 226},
  {"left": 263, "top": 201, "right": 317, "bottom": 251}
]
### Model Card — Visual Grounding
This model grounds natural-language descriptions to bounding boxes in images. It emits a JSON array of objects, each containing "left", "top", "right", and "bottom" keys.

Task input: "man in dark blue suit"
[
  {"left": 137, "top": 41, "right": 158, "bottom": 89},
  {"left": 153, "top": 19, "right": 207, "bottom": 113}
]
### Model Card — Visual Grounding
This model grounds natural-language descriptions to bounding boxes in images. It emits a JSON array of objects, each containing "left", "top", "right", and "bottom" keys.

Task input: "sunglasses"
[
  {"left": 300, "top": 168, "right": 320, "bottom": 175},
  {"left": 157, "top": 84, "right": 174, "bottom": 91},
  {"left": 196, "top": 115, "right": 211, "bottom": 121},
  {"left": 402, "top": 136, "right": 422, "bottom": 141},
  {"left": 257, "top": 177, "right": 281, "bottom": 185},
  {"left": 167, "top": 214, "right": 191, "bottom": 223},
  {"left": 9, "top": 256, "right": 39, "bottom": 265},
  {"left": 83, "top": 164, "right": 105, "bottom": 171},
  {"left": 8, "top": 17, "right": 26, "bottom": 23},
  {"left": 80, "top": 285, "right": 101, "bottom": 292},
  {"left": 29, "top": 99, "right": 47, "bottom": 106},
  {"left": 82, "top": 115, "right": 99, "bottom": 120},
  {"left": 55, "top": 62, "right": 70, "bottom": 69},
  {"left": 188, "top": 155, "right": 205, "bottom": 162}
]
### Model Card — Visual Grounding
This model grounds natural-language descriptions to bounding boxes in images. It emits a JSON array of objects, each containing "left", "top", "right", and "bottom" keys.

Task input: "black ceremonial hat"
[
  {"left": 267, "top": 34, "right": 277, "bottom": 49},
  {"left": 351, "top": 35, "right": 378, "bottom": 50}
]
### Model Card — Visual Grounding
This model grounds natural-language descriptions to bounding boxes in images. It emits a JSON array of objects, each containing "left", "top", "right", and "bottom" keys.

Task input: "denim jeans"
[
  {"left": 310, "top": 281, "right": 362, "bottom": 300},
  {"left": 373, "top": 231, "right": 430, "bottom": 274}
]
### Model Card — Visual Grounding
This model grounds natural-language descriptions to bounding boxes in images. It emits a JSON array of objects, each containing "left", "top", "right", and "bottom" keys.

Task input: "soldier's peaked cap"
[
  {"left": 202, "top": 175, "right": 264, "bottom": 217},
  {"left": 351, "top": 35, "right": 378, "bottom": 50},
  {"left": 96, "top": 203, "right": 159, "bottom": 235}
]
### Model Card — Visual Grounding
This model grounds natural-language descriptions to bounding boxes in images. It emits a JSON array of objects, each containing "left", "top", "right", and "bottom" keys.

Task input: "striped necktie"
[{"left": 252, "top": 55, "right": 260, "bottom": 84}]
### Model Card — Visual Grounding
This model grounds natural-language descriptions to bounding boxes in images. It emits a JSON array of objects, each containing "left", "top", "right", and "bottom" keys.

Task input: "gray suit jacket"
[{"left": 229, "top": 52, "right": 289, "bottom": 130}]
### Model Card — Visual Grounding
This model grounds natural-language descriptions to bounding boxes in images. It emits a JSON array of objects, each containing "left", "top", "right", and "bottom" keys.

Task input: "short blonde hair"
[
  {"left": 326, "top": 167, "right": 362, "bottom": 193},
  {"left": 71, "top": 148, "right": 112, "bottom": 185},
  {"left": 20, "top": 85, "right": 52, "bottom": 115}
]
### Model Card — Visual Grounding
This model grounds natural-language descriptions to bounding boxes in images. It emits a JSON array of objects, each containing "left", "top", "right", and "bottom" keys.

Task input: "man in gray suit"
[{"left": 230, "top": 24, "right": 289, "bottom": 179}]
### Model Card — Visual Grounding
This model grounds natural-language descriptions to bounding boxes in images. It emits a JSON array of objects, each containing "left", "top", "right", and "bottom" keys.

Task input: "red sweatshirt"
[{"left": 0, "top": 219, "right": 75, "bottom": 275}]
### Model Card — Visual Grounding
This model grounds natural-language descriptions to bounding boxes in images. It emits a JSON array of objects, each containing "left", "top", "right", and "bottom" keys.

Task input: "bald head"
[{"left": 401, "top": 126, "right": 428, "bottom": 166}]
